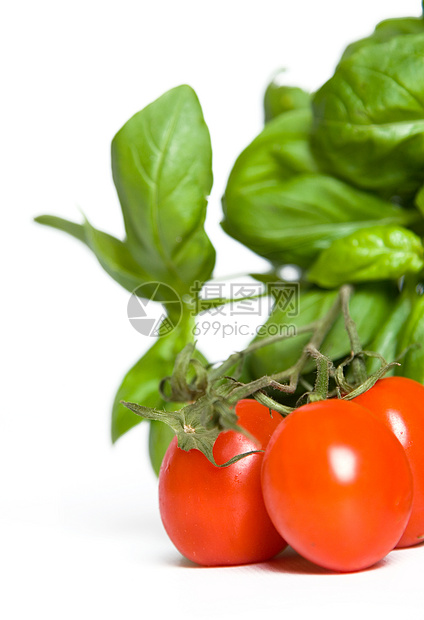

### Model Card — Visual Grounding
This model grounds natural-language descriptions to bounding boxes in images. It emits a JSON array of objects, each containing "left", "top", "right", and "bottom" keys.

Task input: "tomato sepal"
[{"left": 121, "top": 396, "right": 263, "bottom": 468}]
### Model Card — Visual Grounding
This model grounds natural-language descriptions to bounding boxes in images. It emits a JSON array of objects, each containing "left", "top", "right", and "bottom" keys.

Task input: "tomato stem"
[
  {"left": 269, "top": 288, "right": 342, "bottom": 388},
  {"left": 306, "top": 344, "right": 333, "bottom": 402},
  {"left": 208, "top": 321, "right": 320, "bottom": 382},
  {"left": 340, "top": 285, "right": 368, "bottom": 385},
  {"left": 252, "top": 391, "right": 293, "bottom": 416},
  {"left": 218, "top": 289, "right": 343, "bottom": 406}
]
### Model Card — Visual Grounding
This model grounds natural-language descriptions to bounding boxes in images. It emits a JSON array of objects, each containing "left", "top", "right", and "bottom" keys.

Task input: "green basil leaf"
[
  {"left": 415, "top": 183, "right": 424, "bottom": 216},
  {"left": 341, "top": 17, "right": 424, "bottom": 62},
  {"left": 34, "top": 214, "right": 87, "bottom": 243},
  {"left": 366, "top": 290, "right": 412, "bottom": 375},
  {"left": 396, "top": 292, "right": 424, "bottom": 383},
  {"left": 307, "top": 226, "right": 424, "bottom": 288},
  {"left": 225, "top": 107, "right": 318, "bottom": 184},
  {"left": 312, "top": 34, "right": 424, "bottom": 198},
  {"left": 112, "top": 326, "right": 189, "bottom": 443},
  {"left": 320, "top": 284, "right": 394, "bottom": 365},
  {"left": 113, "top": 326, "right": 209, "bottom": 473},
  {"left": 247, "top": 284, "right": 392, "bottom": 379},
  {"left": 111, "top": 317, "right": 208, "bottom": 470},
  {"left": 34, "top": 214, "right": 149, "bottom": 292},
  {"left": 264, "top": 76, "right": 310, "bottom": 122},
  {"left": 222, "top": 109, "right": 414, "bottom": 268},
  {"left": 111, "top": 85, "right": 215, "bottom": 295}
]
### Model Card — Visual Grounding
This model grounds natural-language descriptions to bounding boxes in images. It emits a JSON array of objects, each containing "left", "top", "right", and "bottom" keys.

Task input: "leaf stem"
[
  {"left": 340, "top": 285, "right": 368, "bottom": 384},
  {"left": 223, "top": 289, "right": 343, "bottom": 403},
  {"left": 208, "top": 321, "right": 319, "bottom": 381},
  {"left": 270, "top": 289, "right": 342, "bottom": 389}
]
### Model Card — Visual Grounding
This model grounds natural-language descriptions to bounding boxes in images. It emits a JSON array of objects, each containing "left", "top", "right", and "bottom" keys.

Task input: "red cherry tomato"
[
  {"left": 353, "top": 376, "right": 424, "bottom": 548},
  {"left": 158, "top": 399, "right": 287, "bottom": 566},
  {"left": 261, "top": 399, "right": 413, "bottom": 572}
]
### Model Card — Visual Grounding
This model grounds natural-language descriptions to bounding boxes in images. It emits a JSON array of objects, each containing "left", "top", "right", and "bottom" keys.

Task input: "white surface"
[{"left": 3, "top": 1, "right": 424, "bottom": 618}]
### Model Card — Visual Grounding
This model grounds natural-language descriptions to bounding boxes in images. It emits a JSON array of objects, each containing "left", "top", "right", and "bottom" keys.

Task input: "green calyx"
[{"left": 122, "top": 393, "right": 262, "bottom": 469}]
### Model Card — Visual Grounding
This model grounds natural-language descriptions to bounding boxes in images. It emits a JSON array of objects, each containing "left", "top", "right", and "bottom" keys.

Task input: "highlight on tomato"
[
  {"left": 261, "top": 399, "right": 413, "bottom": 573},
  {"left": 353, "top": 376, "right": 424, "bottom": 548},
  {"left": 158, "top": 399, "right": 287, "bottom": 566}
]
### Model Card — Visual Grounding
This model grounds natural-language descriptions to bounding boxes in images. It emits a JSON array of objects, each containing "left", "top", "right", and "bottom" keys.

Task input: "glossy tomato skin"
[
  {"left": 261, "top": 399, "right": 413, "bottom": 572},
  {"left": 158, "top": 399, "right": 287, "bottom": 566},
  {"left": 354, "top": 376, "right": 424, "bottom": 547}
]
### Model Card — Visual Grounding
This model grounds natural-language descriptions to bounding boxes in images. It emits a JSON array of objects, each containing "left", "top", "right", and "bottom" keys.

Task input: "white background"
[{"left": 3, "top": 1, "right": 424, "bottom": 618}]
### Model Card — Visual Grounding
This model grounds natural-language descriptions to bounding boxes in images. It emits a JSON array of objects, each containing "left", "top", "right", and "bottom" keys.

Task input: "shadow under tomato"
[
  {"left": 170, "top": 545, "right": 389, "bottom": 574},
  {"left": 259, "top": 546, "right": 388, "bottom": 575},
  {"left": 390, "top": 539, "right": 424, "bottom": 552},
  {"left": 172, "top": 556, "right": 255, "bottom": 570},
  {"left": 175, "top": 557, "right": 204, "bottom": 569}
]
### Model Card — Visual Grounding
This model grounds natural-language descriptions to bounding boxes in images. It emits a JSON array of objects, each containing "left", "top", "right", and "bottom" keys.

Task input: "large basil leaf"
[
  {"left": 222, "top": 108, "right": 414, "bottom": 269},
  {"left": 341, "top": 17, "right": 424, "bottom": 62},
  {"left": 112, "top": 85, "right": 215, "bottom": 295},
  {"left": 35, "top": 86, "right": 215, "bottom": 298},
  {"left": 264, "top": 78, "right": 310, "bottom": 123},
  {"left": 224, "top": 107, "right": 317, "bottom": 186},
  {"left": 396, "top": 292, "right": 424, "bottom": 383},
  {"left": 34, "top": 214, "right": 150, "bottom": 293},
  {"left": 246, "top": 284, "right": 392, "bottom": 379},
  {"left": 307, "top": 226, "right": 424, "bottom": 288},
  {"left": 312, "top": 34, "right": 424, "bottom": 198}
]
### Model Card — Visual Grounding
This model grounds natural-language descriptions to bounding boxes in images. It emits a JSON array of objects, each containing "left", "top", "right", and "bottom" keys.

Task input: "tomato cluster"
[{"left": 158, "top": 377, "right": 424, "bottom": 572}]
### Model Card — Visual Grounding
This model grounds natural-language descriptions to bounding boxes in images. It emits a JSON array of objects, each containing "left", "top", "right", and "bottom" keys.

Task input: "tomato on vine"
[
  {"left": 158, "top": 399, "right": 287, "bottom": 566},
  {"left": 261, "top": 399, "right": 413, "bottom": 572},
  {"left": 353, "top": 376, "right": 424, "bottom": 548}
]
